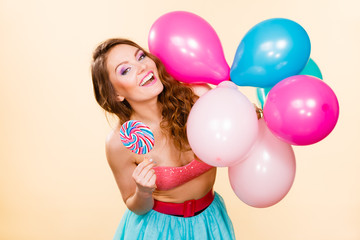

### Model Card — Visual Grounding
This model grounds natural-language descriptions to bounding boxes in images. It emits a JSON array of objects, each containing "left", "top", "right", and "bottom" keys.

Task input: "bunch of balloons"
[{"left": 148, "top": 11, "right": 339, "bottom": 208}]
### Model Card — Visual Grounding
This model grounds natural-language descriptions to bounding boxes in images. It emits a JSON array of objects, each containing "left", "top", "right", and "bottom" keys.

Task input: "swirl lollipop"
[{"left": 119, "top": 120, "right": 155, "bottom": 154}]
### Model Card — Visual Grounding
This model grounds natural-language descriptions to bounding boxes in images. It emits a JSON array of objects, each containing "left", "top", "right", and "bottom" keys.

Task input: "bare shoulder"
[
  {"left": 190, "top": 83, "right": 212, "bottom": 98},
  {"left": 105, "top": 128, "right": 139, "bottom": 202},
  {"left": 105, "top": 129, "right": 133, "bottom": 170}
]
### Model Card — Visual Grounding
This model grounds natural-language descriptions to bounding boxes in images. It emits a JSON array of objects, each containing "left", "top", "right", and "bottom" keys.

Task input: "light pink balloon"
[
  {"left": 148, "top": 11, "right": 230, "bottom": 85},
  {"left": 187, "top": 81, "right": 258, "bottom": 167},
  {"left": 263, "top": 75, "right": 339, "bottom": 145},
  {"left": 229, "top": 118, "right": 296, "bottom": 208}
]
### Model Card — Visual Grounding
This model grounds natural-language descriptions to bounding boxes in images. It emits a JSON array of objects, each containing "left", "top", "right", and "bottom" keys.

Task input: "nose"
[{"left": 137, "top": 62, "right": 147, "bottom": 75}]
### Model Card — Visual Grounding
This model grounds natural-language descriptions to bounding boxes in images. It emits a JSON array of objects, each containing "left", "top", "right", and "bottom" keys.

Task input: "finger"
[
  {"left": 132, "top": 161, "right": 146, "bottom": 177},
  {"left": 140, "top": 172, "right": 156, "bottom": 190},
  {"left": 148, "top": 174, "right": 157, "bottom": 189},
  {"left": 133, "top": 164, "right": 155, "bottom": 185},
  {"left": 138, "top": 158, "right": 156, "bottom": 170},
  {"left": 138, "top": 172, "right": 156, "bottom": 189},
  {"left": 133, "top": 159, "right": 154, "bottom": 176},
  {"left": 143, "top": 168, "right": 155, "bottom": 183},
  {"left": 137, "top": 166, "right": 155, "bottom": 184},
  {"left": 137, "top": 162, "right": 156, "bottom": 179}
]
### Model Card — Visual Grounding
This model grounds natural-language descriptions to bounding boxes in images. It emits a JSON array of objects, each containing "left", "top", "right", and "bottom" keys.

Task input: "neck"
[{"left": 128, "top": 97, "right": 163, "bottom": 126}]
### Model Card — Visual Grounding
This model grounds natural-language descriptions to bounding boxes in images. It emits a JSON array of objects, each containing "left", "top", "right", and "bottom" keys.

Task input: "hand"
[{"left": 132, "top": 158, "right": 157, "bottom": 196}]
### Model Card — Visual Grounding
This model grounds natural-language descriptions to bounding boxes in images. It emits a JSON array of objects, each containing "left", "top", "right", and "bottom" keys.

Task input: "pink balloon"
[
  {"left": 187, "top": 81, "right": 258, "bottom": 167},
  {"left": 148, "top": 11, "right": 230, "bottom": 85},
  {"left": 229, "top": 118, "right": 296, "bottom": 208},
  {"left": 263, "top": 75, "right": 339, "bottom": 145}
]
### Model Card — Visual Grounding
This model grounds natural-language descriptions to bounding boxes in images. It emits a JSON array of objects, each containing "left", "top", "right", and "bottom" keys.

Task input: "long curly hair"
[{"left": 91, "top": 38, "right": 197, "bottom": 152}]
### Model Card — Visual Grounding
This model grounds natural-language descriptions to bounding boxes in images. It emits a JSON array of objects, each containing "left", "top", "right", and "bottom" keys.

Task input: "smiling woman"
[
  {"left": 106, "top": 44, "right": 164, "bottom": 103},
  {"left": 91, "top": 38, "right": 235, "bottom": 239}
]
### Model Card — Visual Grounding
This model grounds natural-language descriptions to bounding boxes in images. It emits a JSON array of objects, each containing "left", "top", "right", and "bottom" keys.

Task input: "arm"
[{"left": 106, "top": 133, "right": 156, "bottom": 215}]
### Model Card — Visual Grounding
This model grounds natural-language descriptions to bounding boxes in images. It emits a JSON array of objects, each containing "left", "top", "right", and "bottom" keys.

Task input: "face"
[{"left": 106, "top": 44, "right": 163, "bottom": 104}]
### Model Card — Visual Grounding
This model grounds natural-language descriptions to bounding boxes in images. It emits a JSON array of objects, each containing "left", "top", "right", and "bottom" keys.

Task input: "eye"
[
  {"left": 121, "top": 67, "right": 131, "bottom": 75},
  {"left": 137, "top": 51, "right": 146, "bottom": 61}
]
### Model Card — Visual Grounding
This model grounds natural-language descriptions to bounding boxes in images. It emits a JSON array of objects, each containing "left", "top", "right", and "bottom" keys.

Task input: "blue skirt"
[{"left": 113, "top": 192, "right": 235, "bottom": 240}]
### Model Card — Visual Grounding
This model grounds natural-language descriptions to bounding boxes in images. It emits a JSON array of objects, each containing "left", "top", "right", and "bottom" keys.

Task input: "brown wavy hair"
[{"left": 91, "top": 38, "right": 197, "bottom": 152}]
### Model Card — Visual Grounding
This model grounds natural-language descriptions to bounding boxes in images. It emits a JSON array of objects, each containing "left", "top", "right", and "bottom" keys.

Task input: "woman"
[{"left": 91, "top": 38, "right": 236, "bottom": 239}]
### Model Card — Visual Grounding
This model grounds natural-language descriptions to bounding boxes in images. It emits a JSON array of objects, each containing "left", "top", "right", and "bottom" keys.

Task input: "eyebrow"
[{"left": 114, "top": 48, "right": 141, "bottom": 74}]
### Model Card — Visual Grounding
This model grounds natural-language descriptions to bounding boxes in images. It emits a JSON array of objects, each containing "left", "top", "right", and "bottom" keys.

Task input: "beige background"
[{"left": 0, "top": 0, "right": 359, "bottom": 239}]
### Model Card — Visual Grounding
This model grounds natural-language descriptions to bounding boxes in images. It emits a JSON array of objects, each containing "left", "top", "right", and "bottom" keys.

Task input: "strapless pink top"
[{"left": 153, "top": 159, "right": 214, "bottom": 191}]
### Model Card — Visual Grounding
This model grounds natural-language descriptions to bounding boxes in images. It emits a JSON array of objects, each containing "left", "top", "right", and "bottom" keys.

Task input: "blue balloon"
[
  {"left": 299, "top": 58, "right": 323, "bottom": 79},
  {"left": 230, "top": 18, "right": 311, "bottom": 88}
]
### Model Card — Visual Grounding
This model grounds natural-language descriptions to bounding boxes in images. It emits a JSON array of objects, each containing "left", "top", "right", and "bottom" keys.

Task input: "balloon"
[
  {"left": 148, "top": 11, "right": 229, "bottom": 85},
  {"left": 229, "top": 118, "right": 296, "bottom": 208},
  {"left": 263, "top": 75, "right": 339, "bottom": 145},
  {"left": 230, "top": 18, "right": 311, "bottom": 88},
  {"left": 187, "top": 81, "right": 258, "bottom": 167},
  {"left": 256, "top": 87, "right": 271, "bottom": 109},
  {"left": 299, "top": 58, "right": 323, "bottom": 79},
  {"left": 255, "top": 58, "right": 322, "bottom": 108}
]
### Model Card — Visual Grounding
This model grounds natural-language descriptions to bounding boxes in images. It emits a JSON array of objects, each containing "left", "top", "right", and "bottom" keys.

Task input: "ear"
[{"left": 116, "top": 94, "right": 125, "bottom": 102}]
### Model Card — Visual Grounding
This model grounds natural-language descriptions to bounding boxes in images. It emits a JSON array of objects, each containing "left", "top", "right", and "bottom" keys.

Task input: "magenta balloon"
[
  {"left": 263, "top": 75, "right": 339, "bottom": 145},
  {"left": 187, "top": 81, "right": 258, "bottom": 167},
  {"left": 229, "top": 119, "right": 296, "bottom": 208},
  {"left": 148, "top": 11, "right": 230, "bottom": 85}
]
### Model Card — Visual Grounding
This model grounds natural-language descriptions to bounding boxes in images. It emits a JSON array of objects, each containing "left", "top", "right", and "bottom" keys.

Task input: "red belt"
[{"left": 153, "top": 190, "right": 214, "bottom": 218}]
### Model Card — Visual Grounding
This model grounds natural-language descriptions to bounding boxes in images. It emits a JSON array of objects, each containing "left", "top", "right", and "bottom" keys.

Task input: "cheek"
[
  {"left": 118, "top": 79, "right": 132, "bottom": 88},
  {"left": 146, "top": 59, "right": 156, "bottom": 69},
  {"left": 116, "top": 72, "right": 137, "bottom": 87},
  {"left": 112, "top": 78, "right": 136, "bottom": 96}
]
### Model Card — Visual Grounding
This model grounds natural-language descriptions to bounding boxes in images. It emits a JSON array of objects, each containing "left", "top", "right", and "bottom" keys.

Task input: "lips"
[{"left": 140, "top": 72, "right": 155, "bottom": 86}]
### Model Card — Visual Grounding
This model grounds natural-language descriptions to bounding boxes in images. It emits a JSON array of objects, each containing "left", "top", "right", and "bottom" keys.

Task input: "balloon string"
[{"left": 254, "top": 104, "right": 263, "bottom": 119}]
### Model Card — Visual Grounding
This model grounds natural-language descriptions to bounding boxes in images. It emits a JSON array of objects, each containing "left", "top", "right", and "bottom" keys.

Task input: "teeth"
[{"left": 141, "top": 73, "right": 154, "bottom": 86}]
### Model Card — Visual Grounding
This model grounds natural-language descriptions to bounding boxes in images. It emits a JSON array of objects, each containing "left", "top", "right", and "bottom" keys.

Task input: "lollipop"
[{"left": 119, "top": 120, "right": 155, "bottom": 154}]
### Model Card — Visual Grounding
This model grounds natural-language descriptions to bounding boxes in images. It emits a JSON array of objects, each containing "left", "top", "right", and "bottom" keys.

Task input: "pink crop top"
[{"left": 153, "top": 159, "right": 214, "bottom": 191}]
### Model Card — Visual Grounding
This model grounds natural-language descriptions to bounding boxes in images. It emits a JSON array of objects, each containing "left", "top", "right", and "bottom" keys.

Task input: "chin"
[{"left": 154, "top": 82, "right": 164, "bottom": 95}]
